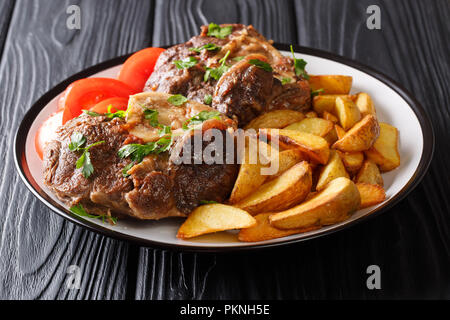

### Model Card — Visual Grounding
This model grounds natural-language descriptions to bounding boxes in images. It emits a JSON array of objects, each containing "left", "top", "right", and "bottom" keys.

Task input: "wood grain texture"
[
  {"left": 0, "top": 0, "right": 449, "bottom": 300},
  {"left": 0, "top": 0, "right": 155, "bottom": 299}
]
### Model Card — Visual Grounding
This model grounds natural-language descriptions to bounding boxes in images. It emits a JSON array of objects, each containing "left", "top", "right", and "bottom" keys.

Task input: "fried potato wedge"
[
  {"left": 260, "top": 129, "right": 330, "bottom": 165},
  {"left": 177, "top": 204, "right": 256, "bottom": 239},
  {"left": 235, "top": 161, "right": 312, "bottom": 215},
  {"left": 333, "top": 115, "right": 380, "bottom": 152},
  {"left": 316, "top": 150, "right": 349, "bottom": 191},
  {"left": 238, "top": 213, "right": 319, "bottom": 242},
  {"left": 337, "top": 150, "right": 364, "bottom": 176},
  {"left": 305, "top": 111, "right": 318, "bottom": 118},
  {"left": 365, "top": 122, "right": 400, "bottom": 172},
  {"left": 229, "top": 139, "right": 273, "bottom": 204},
  {"left": 356, "top": 183, "right": 386, "bottom": 209},
  {"left": 335, "top": 96, "right": 361, "bottom": 130},
  {"left": 308, "top": 75, "right": 353, "bottom": 94},
  {"left": 312, "top": 94, "right": 354, "bottom": 115},
  {"left": 245, "top": 110, "right": 305, "bottom": 130},
  {"left": 284, "top": 118, "right": 334, "bottom": 140},
  {"left": 322, "top": 111, "right": 339, "bottom": 123},
  {"left": 335, "top": 124, "right": 346, "bottom": 139},
  {"left": 269, "top": 177, "right": 360, "bottom": 229},
  {"left": 266, "top": 149, "right": 305, "bottom": 181},
  {"left": 354, "top": 160, "right": 383, "bottom": 186},
  {"left": 355, "top": 92, "right": 376, "bottom": 117}
]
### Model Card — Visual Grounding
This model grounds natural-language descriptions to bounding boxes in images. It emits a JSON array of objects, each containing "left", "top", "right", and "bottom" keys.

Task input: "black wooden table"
[{"left": 1, "top": 0, "right": 449, "bottom": 300}]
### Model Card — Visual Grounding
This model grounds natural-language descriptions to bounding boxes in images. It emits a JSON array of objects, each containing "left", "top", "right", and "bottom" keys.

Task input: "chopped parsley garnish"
[
  {"left": 199, "top": 200, "right": 219, "bottom": 205},
  {"left": 290, "top": 45, "right": 309, "bottom": 80},
  {"left": 204, "top": 50, "right": 231, "bottom": 82},
  {"left": 189, "top": 43, "right": 221, "bottom": 52},
  {"left": 174, "top": 56, "right": 198, "bottom": 69},
  {"left": 68, "top": 132, "right": 86, "bottom": 151},
  {"left": 118, "top": 136, "right": 173, "bottom": 174},
  {"left": 158, "top": 125, "right": 172, "bottom": 137},
  {"left": 82, "top": 105, "right": 126, "bottom": 120},
  {"left": 70, "top": 204, "right": 117, "bottom": 225},
  {"left": 311, "top": 88, "right": 325, "bottom": 98},
  {"left": 203, "top": 94, "right": 212, "bottom": 105},
  {"left": 143, "top": 109, "right": 159, "bottom": 127},
  {"left": 182, "top": 110, "right": 221, "bottom": 130},
  {"left": 167, "top": 94, "right": 188, "bottom": 106},
  {"left": 281, "top": 77, "right": 292, "bottom": 85},
  {"left": 233, "top": 56, "right": 245, "bottom": 62},
  {"left": 69, "top": 132, "right": 105, "bottom": 179},
  {"left": 207, "top": 23, "right": 232, "bottom": 39},
  {"left": 248, "top": 59, "right": 273, "bottom": 72}
]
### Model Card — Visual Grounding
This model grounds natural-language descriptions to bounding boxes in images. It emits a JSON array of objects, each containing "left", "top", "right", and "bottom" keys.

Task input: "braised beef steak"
[
  {"left": 145, "top": 24, "right": 311, "bottom": 126},
  {"left": 43, "top": 94, "right": 238, "bottom": 220}
]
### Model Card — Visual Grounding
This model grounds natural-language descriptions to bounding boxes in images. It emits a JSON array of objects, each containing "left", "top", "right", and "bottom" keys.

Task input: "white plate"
[{"left": 15, "top": 45, "right": 434, "bottom": 251}]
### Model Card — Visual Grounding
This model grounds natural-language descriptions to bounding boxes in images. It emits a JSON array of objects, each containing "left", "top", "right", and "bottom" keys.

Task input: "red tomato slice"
[
  {"left": 90, "top": 97, "right": 129, "bottom": 114},
  {"left": 118, "top": 47, "right": 165, "bottom": 92},
  {"left": 61, "top": 78, "right": 136, "bottom": 124},
  {"left": 35, "top": 111, "right": 63, "bottom": 160}
]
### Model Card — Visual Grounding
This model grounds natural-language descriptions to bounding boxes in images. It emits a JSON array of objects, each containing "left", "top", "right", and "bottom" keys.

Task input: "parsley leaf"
[
  {"left": 199, "top": 200, "right": 219, "bottom": 205},
  {"left": 203, "top": 94, "right": 212, "bottom": 105},
  {"left": 189, "top": 43, "right": 221, "bottom": 52},
  {"left": 248, "top": 59, "right": 273, "bottom": 72},
  {"left": 143, "top": 109, "right": 159, "bottom": 127},
  {"left": 290, "top": 45, "right": 309, "bottom": 80},
  {"left": 69, "top": 133, "right": 104, "bottom": 179},
  {"left": 122, "top": 162, "right": 134, "bottom": 177},
  {"left": 82, "top": 106, "right": 126, "bottom": 120},
  {"left": 311, "top": 88, "right": 325, "bottom": 98},
  {"left": 183, "top": 110, "right": 221, "bottom": 130},
  {"left": 118, "top": 136, "right": 173, "bottom": 164},
  {"left": 204, "top": 50, "right": 231, "bottom": 82},
  {"left": 207, "top": 23, "right": 232, "bottom": 39},
  {"left": 70, "top": 203, "right": 117, "bottom": 225},
  {"left": 281, "top": 77, "right": 292, "bottom": 85},
  {"left": 167, "top": 94, "right": 188, "bottom": 106},
  {"left": 68, "top": 132, "right": 86, "bottom": 151},
  {"left": 174, "top": 56, "right": 198, "bottom": 69},
  {"left": 158, "top": 125, "right": 172, "bottom": 137},
  {"left": 233, "top": 56, "right": 245, "bottom": 62}
]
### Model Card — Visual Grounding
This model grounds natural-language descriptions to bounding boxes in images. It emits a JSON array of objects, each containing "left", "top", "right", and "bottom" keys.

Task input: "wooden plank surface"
[{"left": 0, "top": 0, "right": 449, "bottom": 299}]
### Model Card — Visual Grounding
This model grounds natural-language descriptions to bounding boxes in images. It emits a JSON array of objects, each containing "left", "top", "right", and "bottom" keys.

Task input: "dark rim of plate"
[{"left": 13, "top": 44, "right": 435, "bottom": 252}]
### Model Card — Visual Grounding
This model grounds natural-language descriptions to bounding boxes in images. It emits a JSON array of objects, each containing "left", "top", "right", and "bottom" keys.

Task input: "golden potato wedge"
[
  {"left": 260, "top": 129, "right": 330, "bottom": 165},
  {"left": 356, "top": 183, "right": 386, "bottom": 209},
  {"left": 305, "top": 111, "right": 318, "bottom": 118},
  {"left": 312, "top": 94, "right": 355, "bottom": 115},
  {"left": 365, "top": 122, "right": 400, "bottom": 172},
  {"left": 238, "top": 213, "right": 319, "bottom": 242},
  {"left": 333, "top": 114, "right": 380, "bottom": 152},
  {"left": 316, "top": 150, "right": 349, "bottom": 191},
  {"left": 336, "top": 150, "right": 364, "bottom": 176},
  {"left": 245, "top": 110, "right": 305, "bottom": 130},
  {"left": 354, "top": 160, "right": 383, "bottom": 186},
  {"left": 335, "top": 96, "right": 361, "bottom": 130},
  {"left": 177, "top": 204, "right": 256, "bottom": 239},
  {"left": 269, "top": 177, "right": 360, "bottom": 229},
  {"left": 229, "top": 141, "right": 271, "bottom": 204},
  {"left": 355, "top": 92, "right": 376, "bottom": 117},
  {"left": 284, "top": 118, "right": 334, "bottom": 138},
  {"left": 235, "top": 161, "right": 312, "bottom": 215},
  {"left": 335, "top": 124, "right": 346, "bottom": 139},
  {"left": 322, "top": 111, "right": 339, "bottom": 123},
  {"left": 308, "top": 75, "right": 353, "bottom": 94},
  {"left": 265, "top": 149, "right": 305, "bottom": 181}
]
